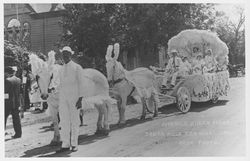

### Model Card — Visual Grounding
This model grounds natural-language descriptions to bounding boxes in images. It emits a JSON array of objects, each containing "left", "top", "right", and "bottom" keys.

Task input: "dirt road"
[{"left": 5, "top": 77, "right": 245, "bottom": 157}]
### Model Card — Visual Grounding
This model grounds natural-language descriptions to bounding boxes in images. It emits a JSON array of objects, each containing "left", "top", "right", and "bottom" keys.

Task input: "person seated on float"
[
  {"left": 181, "top": 56, "right": 192, "bottom": 76},
  {"left": 203, "top": 49, "right": 216, "bottom": 73},
  {"left": 192, "top": 54, "right": 205, "bottom": 74},
  {"left": 216, "top": 55, "right": 228, "bottom": 72},
  {"left": 161, "top": 49, "right": 183, "bottom": 88},
  {"left": 191, "top": 47, "right": 201, "bottom": 63}
]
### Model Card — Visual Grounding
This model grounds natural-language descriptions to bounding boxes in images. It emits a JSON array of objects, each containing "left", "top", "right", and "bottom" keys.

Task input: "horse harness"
[
  {"left": 112, "top": 61, "right": 135, "bottom": 97},
  {"left": 35, "top": 73, "right": 54, "bottom": 93},
  {"left": 112, "top": 78, "right": 136, "bottom": 98}
]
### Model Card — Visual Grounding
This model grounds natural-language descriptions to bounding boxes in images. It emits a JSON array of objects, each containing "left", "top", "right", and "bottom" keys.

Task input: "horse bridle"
[
  {"left": 110, "top": 61, "right": 124, "bottom": 86},
  {"left": 35, "top": 73, "right": 54, "bottom": 93},
  {"left": 110, "top": 62, "right": 135, "bottom": 97}
]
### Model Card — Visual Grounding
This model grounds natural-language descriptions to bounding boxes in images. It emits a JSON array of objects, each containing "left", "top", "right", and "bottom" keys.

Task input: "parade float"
[{"left": 154, "top": 29, "right": 230, "bottom": 113}]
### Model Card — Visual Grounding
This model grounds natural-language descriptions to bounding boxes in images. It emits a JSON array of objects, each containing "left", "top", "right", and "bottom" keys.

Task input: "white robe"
[{"left": 58, "top": 60, "right": 84, "bottom": 148}]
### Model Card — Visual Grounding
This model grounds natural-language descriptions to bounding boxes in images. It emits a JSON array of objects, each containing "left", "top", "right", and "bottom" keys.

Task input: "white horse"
[
  {"left": 29, "top": 52, "right": 61, "bottom": 145},
  {"left": 29, "top": 52, "right": 115, "bottom": 145},
  {"left": 106, "top": 44, "right": 159, "bottom": 124}
]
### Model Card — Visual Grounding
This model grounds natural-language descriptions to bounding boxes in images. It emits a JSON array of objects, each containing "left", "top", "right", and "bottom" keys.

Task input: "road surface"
[{"left": 5, "top": 77, "right": 246, "bottom": 157}]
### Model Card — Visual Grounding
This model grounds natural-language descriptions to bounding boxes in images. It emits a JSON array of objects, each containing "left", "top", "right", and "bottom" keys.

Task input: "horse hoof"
[
  {"left": 95, "top": 129, "right": 109, "bottom": 136},
  {"left": 94, "top": 129, "right": 102, "bottom": 135},
  {"left": 118, "top": 121, "right": 126, "bottom": 126},
  {"left": 101, "top": 129, "right": 110, "bottom": 136}
]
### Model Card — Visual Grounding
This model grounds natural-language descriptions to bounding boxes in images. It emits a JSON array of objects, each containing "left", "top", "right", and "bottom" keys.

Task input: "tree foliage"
[
  {"left": 4, "top": 40, "right": 47, "bottom": 77},
  {"left": 215, "top": 6, "right": 245, "bottom": 65},
  {"left": 4, "top": 40, "right": 30, "bottom": 77},
  {"left": 60, "top": 3, "right": 244, "bottom": 69}
]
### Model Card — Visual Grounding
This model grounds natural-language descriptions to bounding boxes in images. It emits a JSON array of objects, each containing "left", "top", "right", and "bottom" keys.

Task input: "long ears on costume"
[
  {"left": 48, "top": 50, "right": 56, "bottom": 67},
  {"left": 113, "top": 43, "right": 120, "bottom": 60},
  {"left": 29, "top": 53, "right": 43, "bottom": 76},
  {"left": 105, "top": 45, "right": 113, "bottom": 61}
]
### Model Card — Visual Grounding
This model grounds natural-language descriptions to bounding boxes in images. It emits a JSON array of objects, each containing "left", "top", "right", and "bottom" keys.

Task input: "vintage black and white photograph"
[{"left": 3, "top": 2, "right": 246, "bottom": 157}]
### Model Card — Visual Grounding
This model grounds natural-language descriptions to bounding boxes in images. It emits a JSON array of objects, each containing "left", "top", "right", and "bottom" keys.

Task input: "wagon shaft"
[{"left": 157, "top": 94, "right": 176, "bottom": 107}]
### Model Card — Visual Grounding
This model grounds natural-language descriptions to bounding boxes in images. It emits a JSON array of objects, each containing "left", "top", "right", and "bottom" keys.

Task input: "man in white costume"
[
  {"left": 161, "top": 49, "right": 183, "bottom": 88},
  {"left": 56, "top": 46, "right": 84, "bottom": 153}
]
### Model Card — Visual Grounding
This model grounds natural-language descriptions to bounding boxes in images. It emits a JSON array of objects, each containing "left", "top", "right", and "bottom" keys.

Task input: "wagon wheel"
[{"left": 176, "top": 87, "right": 191, "bottom": 113}]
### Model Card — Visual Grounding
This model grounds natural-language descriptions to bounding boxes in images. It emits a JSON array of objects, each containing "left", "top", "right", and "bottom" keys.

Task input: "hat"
[
  {"left": 5, "top": 66, "right": 14, "bottom": 74},
  {"left": 12, "top": 66, "right": 17, "bottom": 71},
  {"left": 170, "top": 49, "right": 178, "bottom": 54},
  {"left": 60, "top": 46, "right": 74, "bottom": 55}
]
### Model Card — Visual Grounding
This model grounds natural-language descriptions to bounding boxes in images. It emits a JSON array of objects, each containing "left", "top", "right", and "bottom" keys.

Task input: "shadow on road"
[
  {"left": 158, "top": 99, "right": 229, "bottom": 114},
  {"left": 39, "top": 151, "right": 72, "bottom": 157},
  {"left": 20, "top": 100, "right": 229, "bottom": 157},
  {"left": 109, "top": 117, "right": 154, "bottom": 131},
  {"left": 21, "top": 144, "right": 62, "bottom": 157},
  {"left": 39, "top": 125, "right": 54, "bottom": 133},
  {"left": 5, "top": 138, "right": 13, "bottom": 142},
  {"left": 159, "top": 104, "right": 179, "bottom": 114},
  {"left": 190, "top": 100, "right": 229, "bottom": 112},
  {"left": 78, "top": 134, "right": 109, "bottom": 145}
]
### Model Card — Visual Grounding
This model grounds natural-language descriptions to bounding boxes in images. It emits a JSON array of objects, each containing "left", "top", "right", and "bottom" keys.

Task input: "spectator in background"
[
  {"left": 21, "top": 68, "right": 31, "bottom": 111},
  {"left": 5, "top": 66, "right": 22, "bottom": 139}
]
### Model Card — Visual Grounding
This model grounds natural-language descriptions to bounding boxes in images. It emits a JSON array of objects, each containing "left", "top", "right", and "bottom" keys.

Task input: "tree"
[
  {"left": 215, "top": 5, "right": 245, "bottom": 65},
  {"left": 60, "top": 4, "right": 216, "bottom": 70},
  {"left": 4, "top": 40, "right": 30, "bottom": 77}
]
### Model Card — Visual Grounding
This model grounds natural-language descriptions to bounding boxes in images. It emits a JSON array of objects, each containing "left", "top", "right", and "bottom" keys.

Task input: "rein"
[
  {"left": 35, "top": 75, "right": 41, "bottom": 93},
  {"left": 113, "top": 78, "right": 124, "bottom": 85},
  {"left": 47, "top": 74, "right": 54, "bottom": 93}
]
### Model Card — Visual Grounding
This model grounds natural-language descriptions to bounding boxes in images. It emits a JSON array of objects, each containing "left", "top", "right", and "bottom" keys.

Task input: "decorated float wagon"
[{"left": 153, "top": 29, "right": 230, "bottom": 113}]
